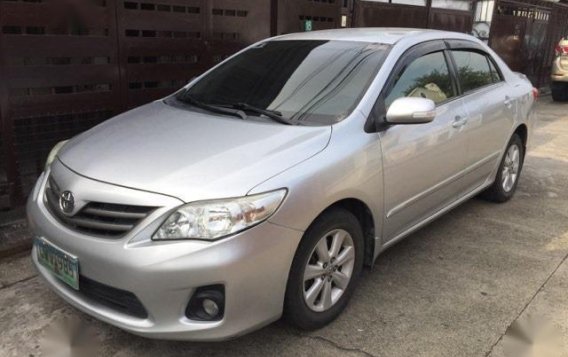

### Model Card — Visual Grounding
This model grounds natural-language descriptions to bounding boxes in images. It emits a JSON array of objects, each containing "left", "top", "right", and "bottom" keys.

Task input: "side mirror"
[{"left": 386, "top": 97, "right": 436, "bottom": 125}]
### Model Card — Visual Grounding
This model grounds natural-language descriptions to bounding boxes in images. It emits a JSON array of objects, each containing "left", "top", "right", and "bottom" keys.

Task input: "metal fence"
[
  {"left": 0, "top": 0, "right": 340, "bottom": 209},
  {"left": 352, "top": 1, "right": 474, "bottom": 33},
  {"left": 489, "top": 0, "right": 568, "bottom": 88},
  {"left": 1, "top": 0, "right": 567, "bottom": 210}
]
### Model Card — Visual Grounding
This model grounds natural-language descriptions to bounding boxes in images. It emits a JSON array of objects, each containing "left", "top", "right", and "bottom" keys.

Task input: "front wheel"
[
  {"left": 480, "top": 134, "right": 525, "bottom": 203},
  {"left": 284, "top": 208, "right": 364, "bottom": 330}
]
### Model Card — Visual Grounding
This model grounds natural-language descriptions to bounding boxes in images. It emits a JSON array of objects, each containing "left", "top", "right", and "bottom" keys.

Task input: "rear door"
[
  {"left": 376, "top": 41, "right": 470, "bottom": 241},
  {"left": 447, "top": 42, "right": 515, "bottom": 191}
]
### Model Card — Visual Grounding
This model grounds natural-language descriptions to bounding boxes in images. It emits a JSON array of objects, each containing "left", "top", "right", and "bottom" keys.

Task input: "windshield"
[{"left": 177, "top": 40, "right": 390, "bottom": 125}]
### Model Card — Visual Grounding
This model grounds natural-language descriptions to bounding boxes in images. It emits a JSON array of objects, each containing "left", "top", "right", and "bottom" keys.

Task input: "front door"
[{"left": 378, "top": 48, "right": 470, "bottom": 241}]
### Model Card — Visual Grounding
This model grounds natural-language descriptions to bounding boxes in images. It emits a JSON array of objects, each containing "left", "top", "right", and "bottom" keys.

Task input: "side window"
[
  {"left": 385, "top": 51, "right": 454, "bottom": 108},
  {"left": 452, "top": 50, "right": 495, "bottom": 93},
  {"left": 487, "top": 58, "right": 503, "bottom": 83}
]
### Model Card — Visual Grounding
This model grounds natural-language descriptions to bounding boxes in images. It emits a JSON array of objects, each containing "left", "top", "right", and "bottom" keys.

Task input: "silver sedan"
[{"left": 27, "top": 28, "right": 537, "bottom": 341}]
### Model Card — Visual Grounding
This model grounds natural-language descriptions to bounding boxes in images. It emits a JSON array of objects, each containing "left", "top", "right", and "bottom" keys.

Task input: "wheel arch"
[
  {"left": 514, "top": 123, "right": 528, "bottom": 149},
  {"left": 314, "top": 198, "right": 376, "bottom": 267}
]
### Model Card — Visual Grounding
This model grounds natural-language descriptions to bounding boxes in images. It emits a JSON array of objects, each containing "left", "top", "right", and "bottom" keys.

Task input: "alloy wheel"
[
  {"left": 502, "top": 144, "right": 521, "bottom": 192},
  {"left": 303, "top": 229, "right": 355, "bottom": 312}
]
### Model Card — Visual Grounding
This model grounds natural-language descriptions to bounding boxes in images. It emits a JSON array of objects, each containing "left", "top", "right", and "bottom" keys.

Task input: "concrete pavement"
[
  {"left": 1, "top": 97, "right": 567, "bottom": 357},
  {"left": 0, "top": 206, "right": 32, "bottom": 259}
]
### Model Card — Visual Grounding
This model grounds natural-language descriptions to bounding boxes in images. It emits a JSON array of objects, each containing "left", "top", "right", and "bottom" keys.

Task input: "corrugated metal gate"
[
  {"left": 489, "top": 0, "right": 568, "bottom": 88},
  {"left": 4, "top": 0, "right": 563, "bottom": 211},
  {"left": 352, "top": 1, "right": 473, "bottom": 33},
  {"left": 489, "top": 0, "right": 568, "bottom": 87},
  {"left": 0, "top": 0, "right": 340, "bottom": 210},
  {"left": 277, "top": 0, "right": 341, "bottom": 34},
  {"left": 1, "top": 1, "right": 122, "bottom": 209}
]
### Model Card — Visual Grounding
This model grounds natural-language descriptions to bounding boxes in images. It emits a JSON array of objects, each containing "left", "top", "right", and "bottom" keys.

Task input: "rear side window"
[
  {"left": 487, "top": 59, "right": 502, "bottom": 83},
  {"left": 385, "top": 51, "right": 455, "bottom": 108},
  {"left": 452, "top": 50, "right": 497, "bottom": 93}
]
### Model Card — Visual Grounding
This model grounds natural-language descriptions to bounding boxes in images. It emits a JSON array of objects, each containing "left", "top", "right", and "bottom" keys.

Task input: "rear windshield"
[{"left": 177, "top": 40, "right": 390, "bottom": 125}]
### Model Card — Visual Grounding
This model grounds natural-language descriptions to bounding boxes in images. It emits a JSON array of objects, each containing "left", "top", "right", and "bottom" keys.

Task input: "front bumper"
[{"left": 27, "top": 163, "right": 303, "bottom": 341}]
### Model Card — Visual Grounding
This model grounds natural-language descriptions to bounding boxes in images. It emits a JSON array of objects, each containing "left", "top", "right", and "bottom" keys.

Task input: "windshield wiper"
[
  {"left": 227, "top": 103, "right": 299, "bottom": 126},
  {"left": 178, "top": 94, "right": 247, "bottom": 120}
]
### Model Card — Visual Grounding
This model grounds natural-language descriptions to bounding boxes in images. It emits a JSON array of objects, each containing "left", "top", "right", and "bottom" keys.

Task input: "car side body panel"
[
  {"left": 460, "top": 83, "right": 514, "bottom": 189},
  {"left": 379, "top": 97, "right": 470, "bottom": 241},
  {"left": 249, "top": 111, "right": 385, "bottom": 252},
  {"left": 251, "top": 31, "right": 535, "bottom": 263}
]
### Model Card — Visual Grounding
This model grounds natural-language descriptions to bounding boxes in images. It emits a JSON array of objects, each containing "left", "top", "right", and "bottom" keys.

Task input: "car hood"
[{"left": 58, "top": 101, "right": 331, "bottom": 202}]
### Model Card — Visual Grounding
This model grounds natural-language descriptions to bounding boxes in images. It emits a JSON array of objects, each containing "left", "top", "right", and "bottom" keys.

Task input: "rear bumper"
[{"left": 28, "top": 166, "right": 303, "bottom": 341}]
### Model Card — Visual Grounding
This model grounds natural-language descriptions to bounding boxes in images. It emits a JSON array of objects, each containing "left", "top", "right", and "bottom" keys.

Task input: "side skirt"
[{"left": 372, "top": 178, "right": 494, "bottom": 261}]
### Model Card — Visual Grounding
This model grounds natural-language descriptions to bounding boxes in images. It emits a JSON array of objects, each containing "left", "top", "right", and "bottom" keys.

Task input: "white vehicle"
[{"left": 551, "top": 37, "right": 568, "bottom": 101}]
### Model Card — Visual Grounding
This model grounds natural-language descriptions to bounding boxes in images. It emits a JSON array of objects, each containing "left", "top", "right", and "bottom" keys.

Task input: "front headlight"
[
  {"left": 45, "top": 140, "right": 69, "bottom": 170},
  {"left": 153, "top": 189, "right": 287, "bottom": 241}
]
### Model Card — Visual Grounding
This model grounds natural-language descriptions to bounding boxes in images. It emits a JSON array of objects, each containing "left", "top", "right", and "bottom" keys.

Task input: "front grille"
[
  {"left": 45, "top": 175, "right": 157, "bottom": 238},
  {"left": 79, "top": 275, "right": 148, "bottom": 319}
]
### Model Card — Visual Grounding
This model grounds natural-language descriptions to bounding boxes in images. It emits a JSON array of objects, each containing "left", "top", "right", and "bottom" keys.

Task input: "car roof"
[{"left": 274, "top": 27, "right": 475, "bottom": 45}]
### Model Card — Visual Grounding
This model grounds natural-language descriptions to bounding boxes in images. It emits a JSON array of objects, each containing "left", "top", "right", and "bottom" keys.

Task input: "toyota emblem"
[{"left": 59, "top": 191, "right": 75, "bottom": 214}]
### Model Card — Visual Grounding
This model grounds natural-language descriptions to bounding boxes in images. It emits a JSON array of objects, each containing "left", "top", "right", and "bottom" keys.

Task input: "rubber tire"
[
  {"left": 480, "top": 134, "right": 525, "bottom": 203},
  {"left": 551, "top": 82, "right": 568, "bottom": 102},
  {"left": 284, "top": 207, "right": 364, "bottom": 330}
]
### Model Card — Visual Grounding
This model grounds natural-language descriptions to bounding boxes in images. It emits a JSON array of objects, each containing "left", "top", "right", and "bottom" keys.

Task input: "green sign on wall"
[{"left": 304, "top": 20, "right": 313, "bottom": 32}]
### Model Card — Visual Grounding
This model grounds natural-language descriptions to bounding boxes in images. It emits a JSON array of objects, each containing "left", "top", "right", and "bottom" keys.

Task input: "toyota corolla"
[{"left": 27, "top": 28, "right": 537, "bottom": 341}]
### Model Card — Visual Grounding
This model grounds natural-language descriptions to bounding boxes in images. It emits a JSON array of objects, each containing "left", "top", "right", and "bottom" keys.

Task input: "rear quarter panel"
[
  {"left": 508, "top": 72, "right": 536, "bottom": 148},
  {"left": 487, "top": 38, "right": 535, "bottom": 148}
]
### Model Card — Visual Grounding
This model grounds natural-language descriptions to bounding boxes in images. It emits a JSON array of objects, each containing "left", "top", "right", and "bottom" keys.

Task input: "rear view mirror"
[{"left": 386, "top": 97, "right": 436, "bottom": 125}]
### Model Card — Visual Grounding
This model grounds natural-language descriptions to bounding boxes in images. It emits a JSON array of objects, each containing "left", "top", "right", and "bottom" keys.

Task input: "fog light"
[
  {"left": 186, "top": 285, "right": 225, "bottom": 321},
  {"left": 202, "top": 298, "right": 219, "bottom": 317}
]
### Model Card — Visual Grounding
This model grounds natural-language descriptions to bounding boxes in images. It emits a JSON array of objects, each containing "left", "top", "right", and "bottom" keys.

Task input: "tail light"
[
  {"left": 532, "top": 87, "right": 539, "bottom": 101},
  {"left": 555, "top": 44, "right": 568, "bottom": 56}
]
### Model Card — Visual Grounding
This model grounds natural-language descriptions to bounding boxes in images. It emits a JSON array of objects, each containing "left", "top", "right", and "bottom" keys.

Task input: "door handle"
[
  {"left": 452, "top": 115, "right": 467, "bottom": 128},
  {"left": 504, "top": 96, "right": 513, "bottom": 108}
]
